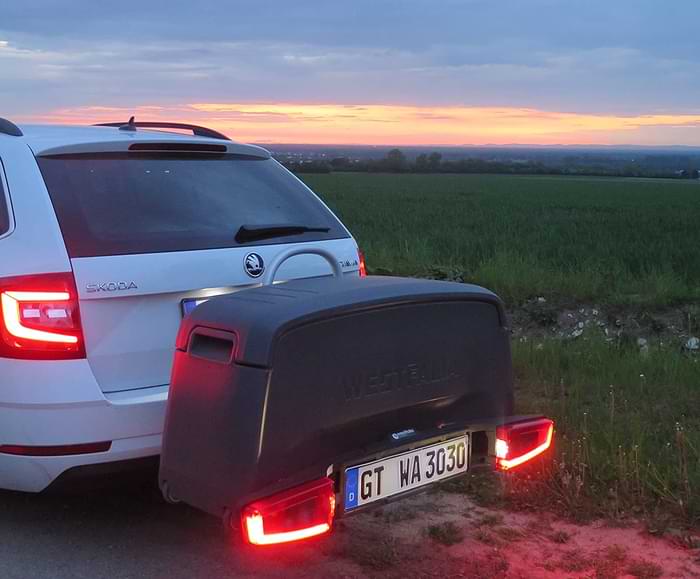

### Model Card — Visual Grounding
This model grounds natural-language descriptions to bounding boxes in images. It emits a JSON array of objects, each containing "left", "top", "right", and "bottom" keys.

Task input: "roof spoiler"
[
  {"left": 94, "top": 117, "right": 230, "bottom": 141},
  {"left": 0, "top": 118, "right": 23, "bottom": 137}
]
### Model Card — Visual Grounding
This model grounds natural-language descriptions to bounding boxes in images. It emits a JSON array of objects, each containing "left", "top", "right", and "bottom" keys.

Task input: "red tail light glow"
[
  {"left": 358, "top": 249, "right": 367, "bottom": 277},
  {"left": 495, "top": 418, "right": 554, "bottom": 471},
  {"left": 242, "top": 477, "right": 336, "bottom": 546},
  {"left": 245, "top": 514, "right": 331, "bottom": 545},
  {"left": 0, "top": 273, "right": 85, "bottom": 359}
]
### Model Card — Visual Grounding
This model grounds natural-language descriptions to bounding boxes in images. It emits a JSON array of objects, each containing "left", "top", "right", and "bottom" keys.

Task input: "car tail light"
[
  {"left": 358, "top": 249, "right": 367, "bottom": 277},
  {"left": 495, "top": 418, "right": 554, "bottom": 471},
  {"left": 0, "top": 272, "right": 85, "bottom": 359},
  {"left": 241, "top": 477, "right": 336, "bottom": 546}
]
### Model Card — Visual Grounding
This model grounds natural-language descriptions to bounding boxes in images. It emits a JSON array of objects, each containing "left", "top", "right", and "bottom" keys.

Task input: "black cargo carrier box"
[{"left": 160, "top": 276, "right": 552, "bottom": 545}]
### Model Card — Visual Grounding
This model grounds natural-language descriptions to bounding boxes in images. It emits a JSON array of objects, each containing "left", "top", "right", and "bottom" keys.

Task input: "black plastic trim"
[
  {"left": 45, "top": 456, "right": 159, "bottom": 493},
  {"left": 0, "top": 118, "right": 23, "bottom": 137},
  {"left": 187, "top": 327, "right": 237, "bottom": 364},
  {"left": 94, "top": 121, "right": 230, "bottom": 140}
]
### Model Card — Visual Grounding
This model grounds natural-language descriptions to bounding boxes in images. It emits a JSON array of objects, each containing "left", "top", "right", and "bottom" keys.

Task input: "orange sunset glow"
[{"left": 26, "top": 103, "right": 700, "bottom": 146}]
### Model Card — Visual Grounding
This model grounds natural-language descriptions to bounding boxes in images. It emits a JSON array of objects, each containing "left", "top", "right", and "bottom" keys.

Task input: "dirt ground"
[
  {"left": 1, "top": 472, "right": 698, "bottom": 579},
  {"left": 325, "top": 492, "right": 700, "bottom": 578}
]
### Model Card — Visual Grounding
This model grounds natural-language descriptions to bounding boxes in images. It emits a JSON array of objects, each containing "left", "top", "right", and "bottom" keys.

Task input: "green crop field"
[
  {"left": 304, "top": 172, "right": 700, "bottom": 525},
  {"left": 304, "top": 172, "right": 700, "bottom": 305}
]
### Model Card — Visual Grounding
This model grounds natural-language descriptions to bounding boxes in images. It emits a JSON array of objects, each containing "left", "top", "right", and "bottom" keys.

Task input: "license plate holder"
[{"left": 343, "top": 434, "right": 470, "bottom": 512}]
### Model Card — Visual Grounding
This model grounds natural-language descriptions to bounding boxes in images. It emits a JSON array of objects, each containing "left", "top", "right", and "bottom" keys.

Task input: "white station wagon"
[{"left": 0, "top": 117, "right": 364, "bottom": 492}]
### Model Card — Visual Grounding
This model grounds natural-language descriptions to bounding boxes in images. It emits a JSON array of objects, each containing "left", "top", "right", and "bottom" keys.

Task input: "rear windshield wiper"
[{"left": 235, "top": 224, "right": 331, "bottom": 244}]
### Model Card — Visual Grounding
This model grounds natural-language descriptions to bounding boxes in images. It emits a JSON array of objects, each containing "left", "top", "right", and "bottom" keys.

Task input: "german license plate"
[{"left": 344, "top": 435, "right": 469, "bottom": 511}]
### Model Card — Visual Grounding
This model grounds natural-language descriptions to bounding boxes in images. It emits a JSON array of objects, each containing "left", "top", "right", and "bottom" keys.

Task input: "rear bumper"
[
  {"left": 0, "top": 433, "right": 162, "bottom": 492},
  {"left": 0, "top": 383, "right": 167, "bottom": 492},
  {"left": 203, "top": 416, "right": 553, "bottom": 521}
]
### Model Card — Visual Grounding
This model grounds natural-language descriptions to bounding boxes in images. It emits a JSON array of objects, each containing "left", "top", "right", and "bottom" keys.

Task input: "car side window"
[{"left": 0, "top": 163, "right": 10, "bottom": 236}]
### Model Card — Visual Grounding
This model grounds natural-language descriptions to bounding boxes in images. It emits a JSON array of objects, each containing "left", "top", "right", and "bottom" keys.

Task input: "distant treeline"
[{"left": 282, "top": 148, "right": 700, "bottom": 179}]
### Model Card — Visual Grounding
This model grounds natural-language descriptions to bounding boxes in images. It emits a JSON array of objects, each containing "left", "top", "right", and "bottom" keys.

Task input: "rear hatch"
[{"left": 36, "top": 145, "right": 357, "bottom": 393}]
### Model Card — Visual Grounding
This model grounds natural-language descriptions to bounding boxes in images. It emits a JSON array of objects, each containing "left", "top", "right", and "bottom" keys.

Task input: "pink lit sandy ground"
[
  {"left": 1, "top": 478, "right": 697, "bottom": 578},
  {"left": 252, "top": 492, "right": 700, "bottom": 579}
]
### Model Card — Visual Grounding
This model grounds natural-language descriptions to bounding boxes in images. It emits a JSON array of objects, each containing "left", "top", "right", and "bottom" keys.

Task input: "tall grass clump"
[{"left": 512, "top": 336, "right": 699, "bottom": 524}]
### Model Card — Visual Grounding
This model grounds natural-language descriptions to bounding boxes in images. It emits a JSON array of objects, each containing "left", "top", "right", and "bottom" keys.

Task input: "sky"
[{"left": 1, "top": 0, "right": 699, "bottom": 146}]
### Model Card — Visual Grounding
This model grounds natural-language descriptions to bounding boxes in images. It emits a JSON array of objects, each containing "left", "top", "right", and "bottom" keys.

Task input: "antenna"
[{"left": 119, "top": 116, "right": 137, "bottom": 132}]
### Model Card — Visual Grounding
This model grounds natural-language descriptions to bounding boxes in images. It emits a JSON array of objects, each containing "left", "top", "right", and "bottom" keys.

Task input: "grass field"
[
  {"left": 305, "top": 172, "right": 700, "bottom": 525},
  {"left": 304, "top": 172, "right": 700, "bottom": 305}
]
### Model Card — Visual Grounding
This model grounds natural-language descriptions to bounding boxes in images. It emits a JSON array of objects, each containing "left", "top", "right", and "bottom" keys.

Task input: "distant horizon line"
[{"left": 255, "top": 142, "right": 700, "bottom": 150}]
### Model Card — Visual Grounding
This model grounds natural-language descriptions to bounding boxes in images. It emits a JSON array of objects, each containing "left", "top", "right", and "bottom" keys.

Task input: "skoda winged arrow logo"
[{"left": 244, "top": 253, "right": 265, "bottom": 278}]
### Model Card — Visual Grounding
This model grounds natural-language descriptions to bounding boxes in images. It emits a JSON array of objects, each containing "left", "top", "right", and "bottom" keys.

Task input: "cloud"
[
  {"left": 2, "top": 0, "right": 700, "bottom": 144},
  {"left": 2, "top": 32, "right": 698, "bottom": 116}
]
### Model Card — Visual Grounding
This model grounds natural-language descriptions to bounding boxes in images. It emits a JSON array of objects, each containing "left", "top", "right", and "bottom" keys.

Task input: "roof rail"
[
  {"left": 0, "top": 118, "right": 23, "bottom": 137},
  {"left": 93, "top": 117, "right": 230, "bottom": 141}
]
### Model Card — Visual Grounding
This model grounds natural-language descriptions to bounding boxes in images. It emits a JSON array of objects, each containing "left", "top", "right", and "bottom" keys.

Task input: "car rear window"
[
  {"left": 0, "top": 167, "right": 10, "bottom": 236},
  {"left": 37, "top": 153, "right": 348, "bottom": 258}
]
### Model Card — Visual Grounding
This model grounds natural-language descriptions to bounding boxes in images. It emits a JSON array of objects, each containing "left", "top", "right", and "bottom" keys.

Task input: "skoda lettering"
[{"left": 86, "top": 281, "right": 138, "bottom": 293}]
